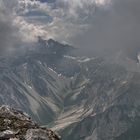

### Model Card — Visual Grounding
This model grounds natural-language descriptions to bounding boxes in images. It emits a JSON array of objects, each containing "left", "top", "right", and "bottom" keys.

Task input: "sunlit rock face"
[{"left": 0, "top": 105, "right": 60, "bottom": 140}]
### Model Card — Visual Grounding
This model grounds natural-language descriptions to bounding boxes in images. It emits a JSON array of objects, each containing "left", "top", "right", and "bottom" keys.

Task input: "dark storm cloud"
[{"left": 70, "top": 0, "right": 140, "bottom": 59}]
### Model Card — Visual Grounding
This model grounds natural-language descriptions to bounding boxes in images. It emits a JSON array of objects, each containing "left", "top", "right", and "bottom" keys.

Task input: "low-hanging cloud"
[
  {"left": 1, "top": 0, "right": 140, "bottom": 60},
  {"left": 38, "top": 0, "right": 140, "bottom": 60},
  {"left": 11, "top": 0, "right": 111, "bottom": 42},
  {"left": 68, "top": 0, "right": 140, "bottom": 59},
  {"left": 0, "top": 0, "right": 21, "bottom": 55}
]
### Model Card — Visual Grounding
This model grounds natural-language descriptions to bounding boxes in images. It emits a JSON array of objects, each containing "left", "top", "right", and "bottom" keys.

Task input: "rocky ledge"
[{"left": 0, "top": 106, "right": 60, "bottom": 140}]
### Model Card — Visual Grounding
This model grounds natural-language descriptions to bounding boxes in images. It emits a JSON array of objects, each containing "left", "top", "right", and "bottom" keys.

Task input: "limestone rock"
[{"left": 0, "top": 106, "right": 60, "bottom": 140}]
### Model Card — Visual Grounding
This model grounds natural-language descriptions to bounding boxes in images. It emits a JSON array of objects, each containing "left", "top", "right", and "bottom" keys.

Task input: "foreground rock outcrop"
[{"left": 0, "top": 106, "right": 60, "bottom": 140}]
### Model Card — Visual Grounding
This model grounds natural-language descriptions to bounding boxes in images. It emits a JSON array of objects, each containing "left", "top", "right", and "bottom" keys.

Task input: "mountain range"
[{"left": 0, "top": 38, "right": 140, "bottom": 140}]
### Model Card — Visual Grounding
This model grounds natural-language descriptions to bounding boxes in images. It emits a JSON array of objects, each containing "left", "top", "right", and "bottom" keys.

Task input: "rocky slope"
[
  {"left": 0, "top": 38, "right": 76, "bottom": 124},
  {"left": 0, "top": 105, "right": 60, "bottom": 140},
  {"left": 51, "top": 58, "right": 140, "bottom": 140}
]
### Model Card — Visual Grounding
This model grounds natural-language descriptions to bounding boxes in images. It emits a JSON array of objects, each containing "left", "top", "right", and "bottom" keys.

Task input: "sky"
[
  {"left": 0, "top": 0, "right": 140, "bottom": 59},
  {"left": 0, "top": 0, "right": 112, "bottom": 46}
]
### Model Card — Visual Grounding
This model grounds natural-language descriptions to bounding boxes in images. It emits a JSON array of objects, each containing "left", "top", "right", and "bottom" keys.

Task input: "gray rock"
[
  {"left": 25, "top": 129, "right": 49, "bottom": 140},
  {"left": 0, "top": 106, "right": 60, "bottom": 140},
  {"left": 0, "top": 130, "right": 15, "bottom": 139}
]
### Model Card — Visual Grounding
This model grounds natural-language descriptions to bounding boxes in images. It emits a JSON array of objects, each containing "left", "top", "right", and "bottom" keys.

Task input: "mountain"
[
  {"left": 0, "top": 38, "right": 76, "bottom": 124},
  {"left": 51, "top": 57, "right": 140, "bottom": 140},
  {"left": 0, "top": 38, "right": 140, "bottom": 140},
  {"left": 0, "top": 105, "right": 60, "bottom": 140}
]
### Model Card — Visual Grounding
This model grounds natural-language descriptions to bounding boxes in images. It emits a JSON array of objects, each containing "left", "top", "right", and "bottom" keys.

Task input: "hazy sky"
[
  {"left": 0, "top": 0, "right": 140, "bottom": 58},
  {"left": 71, "top": 0, "right": 140, "bottom": 58}
]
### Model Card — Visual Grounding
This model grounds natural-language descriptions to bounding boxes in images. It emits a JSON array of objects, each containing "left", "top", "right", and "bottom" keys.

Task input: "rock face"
[{"left": 0, "top": 106, "right": 60, "bottom": 140}]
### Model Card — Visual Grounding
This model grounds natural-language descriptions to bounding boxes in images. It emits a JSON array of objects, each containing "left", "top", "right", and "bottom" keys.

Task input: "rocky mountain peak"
[
  {"left": 37, "top": 37, "right": 74, "bottom": 55},
  {"left": 0, "top": 106, "right": 60, "bottom": 140}
]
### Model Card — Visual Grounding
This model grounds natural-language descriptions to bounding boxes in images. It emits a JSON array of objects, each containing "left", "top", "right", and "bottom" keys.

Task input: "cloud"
[
  {"left": 0, "top": 0, "right": 21, "bottom": 54},
  {"left": 47, "top": 0, "right": 112, "bottom": 40},
  {"left": 67, "top": 0, "right": 140, "bottom": 59},
  {"left": 14, "top": 0, "right": 54, "bottom": 42},
  {"left": 10, "top": 0, "right": 111, "bottom": 43},
  {"left": 1, "top": 0, "right": 139, "bottom": 60},
  {"left": 0, "top": 0, "right": 112, "bottom": 45}
]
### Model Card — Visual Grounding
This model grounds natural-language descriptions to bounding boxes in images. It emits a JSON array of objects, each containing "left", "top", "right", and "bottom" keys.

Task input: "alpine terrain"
[{"left": 0, "top": 38, "right": 140, "bottom": 140}]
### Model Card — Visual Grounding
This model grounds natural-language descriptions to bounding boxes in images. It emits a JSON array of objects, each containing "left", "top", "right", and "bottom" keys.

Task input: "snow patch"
[
  {"left": 78, "top": 58, "right": 91, "bottom": 63},
  {"left": 28, "top": 85, "right": 32, "bottom": 89},
  {"left": 64, "top": 55, "right": 76, "bottom": 60},
  {"left": 22, "top": 63, "right": 27, "bottom": 69},
  {"left": 37, "top": 61, "right": 42, "bottom": 65},
  {"left": 58, "top": 74, "right": 62, "bottom": 77},
  {"left": 48, "top": 67, "right": 57, "bottom": 74}
]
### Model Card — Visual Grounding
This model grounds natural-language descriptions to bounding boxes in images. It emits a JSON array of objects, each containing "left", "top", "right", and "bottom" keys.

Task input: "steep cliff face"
[{"left": 0, "top": 105, "right": 60, "bottom": 140}]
